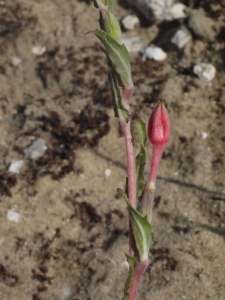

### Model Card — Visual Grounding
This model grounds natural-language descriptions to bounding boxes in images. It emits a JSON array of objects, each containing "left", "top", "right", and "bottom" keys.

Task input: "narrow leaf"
[
  {"left": 108, "top": 0, "right": 114, "bottom": 13},
  {"left": 135, "top": 113, "right": 147, "bottom": 146},
  {"left": 122, "top": 255, "right": 136, "bottom": 300},
  {"left": 117, "top": 188, "right": 128, "bottom": 201},
  {"left": 93, "top": 29, "right": 132, "bottom": 88},
  {"left": 135, "top": 114, "right": 147, "bottom": 197},
  {"left": 135, "top": 144, "right": 146, "bottom": 198},
  {"left": 105, "top": 11, "right": 122, "bottom": 44},
  {"left": 108, "top": 71, "right": 129, "bottom": 121},
  {"left": 126, "top": 201, "right": 153, "bottom": 261}
]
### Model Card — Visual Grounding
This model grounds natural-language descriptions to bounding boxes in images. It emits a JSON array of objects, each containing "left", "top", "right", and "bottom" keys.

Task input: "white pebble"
[
  {"left": 171, "top": 29, "right": 191, "bottom": 49},
  {"left": 32, "top": 46, "right": 46, "bottom": 56},
  {"left": 193, "top": 63, "right": 216, "bottom": 83},
  {"left": 121, "top": 35, "right": 142, "bottom": 53},
  {"left": 7, "top": 210, "right": 20, "bottom": 223},
  {"left": 8, "top": 160, "right": 24, "bottom": 174},
  {"left": 142, "top": 46, "right": 167, "bottom": 61},
  {"left": 122, "top": 15, "right": 140, "bottom": 30},
  {"left": 11, "top": 57, "right": 22, "bottom": 66},
  {"left": 201, "top": 132, "right": 208, "bottom": 139},
  {"left": 166, "top": 3, "right": 187, "bottom": 20},
  {"left": 24, "top": 138, "right": 47, "bottom": 160},
  {"left": 104, "top": 168, "right": 111, "bottom": 177},
  {"left": 126, "top": 0, "right": 173, "bottom": 22}
]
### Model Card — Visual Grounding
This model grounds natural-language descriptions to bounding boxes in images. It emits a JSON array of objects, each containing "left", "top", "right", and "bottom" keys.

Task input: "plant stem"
[
  {"left": 127, "top": 260, "right": 148, "bottom": 300},
  {"left": 120, "top": 118, "right": 137, "bottom": 256},
  {"left": 142, "top": 144, "right": 165, "bottom": 222},
  {"left": 148, "top": 144, "right": 165, "bottom": 188},
  {"left": 120, "top": 119, "right": 137, "bottom": 209}
]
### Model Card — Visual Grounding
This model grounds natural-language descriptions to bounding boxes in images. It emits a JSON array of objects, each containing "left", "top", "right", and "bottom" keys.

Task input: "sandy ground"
[{"left": 0, "top": 0, "right": 225, "bottom": 299}]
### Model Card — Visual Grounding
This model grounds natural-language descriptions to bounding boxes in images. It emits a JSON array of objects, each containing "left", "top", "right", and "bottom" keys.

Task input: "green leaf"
[
  {"left": 93, "top": 29, "right": 132, "bottom": 88},
  {"left": 126, "top": 201, "right": 153, "bottom": 261},
  {"left": 119, "top": 184, "right": 153, "bottom": 262},
  {"left": 108, "top": 71, "right": 129, "bottom": 121},
  {"left": 135, "top": 113, "right": 147, "bottom": 146},
  {"left": 135, "top": 144, "right": 146, "bottom": 198},
  {"left": 122, "top": 255, "right": 136, "bottom": 300},
  {"left": 135, "top": 114, "right": 147, "bottom": 198},
  {"left": 108, "top": 0, "right": 114, "bottom": 13},
  {"left": 105, "top": 10, "right": 121, "bottom": 44},
  {"left": 117, "top": 188, "right": 128, "bottom": 201}
]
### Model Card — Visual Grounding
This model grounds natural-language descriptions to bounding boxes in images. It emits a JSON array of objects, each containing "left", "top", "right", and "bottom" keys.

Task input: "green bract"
[
  {"left": 105, "top": 10, "right": 122, "bottom": 44},
  {"left": 122, "top": 255, "right": 136, "bottom": 300},
  {"left": 118, "top": 189, "right": 153, "bottom": 262},
  {"left": 108, "top": 71, "right": 129, "bottom": 121},
  {"left": 135, "top": 114, "right": 147, "bottom": 198}
]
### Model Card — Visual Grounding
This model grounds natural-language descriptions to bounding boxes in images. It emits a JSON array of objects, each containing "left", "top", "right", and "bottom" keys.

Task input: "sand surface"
[{"left": 0, "top": 1, "right": 225, "bottom": 299}]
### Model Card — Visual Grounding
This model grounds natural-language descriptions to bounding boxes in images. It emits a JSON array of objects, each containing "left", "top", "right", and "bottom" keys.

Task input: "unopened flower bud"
[
  {"left": 147, "top": 100, "right": 170, "bottom": 190},
  {"left": 144, "top": 101, "right": 171, "bottom": 221},
  {"left": 148, "top": 100, "right": 170, "bottom": 146}
]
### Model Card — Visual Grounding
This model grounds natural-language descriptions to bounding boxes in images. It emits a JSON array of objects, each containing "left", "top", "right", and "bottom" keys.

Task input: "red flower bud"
[
  {"left": 147, "top": 101, "right": 170, "bottom": 192},
  {"left": 148, "top": 100, "right": 170, "bottom": 146}
]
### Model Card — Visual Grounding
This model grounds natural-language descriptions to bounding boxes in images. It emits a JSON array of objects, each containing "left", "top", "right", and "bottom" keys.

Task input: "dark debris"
[{"left": 0, "top": 264, "right": 19, "bottom": 287}]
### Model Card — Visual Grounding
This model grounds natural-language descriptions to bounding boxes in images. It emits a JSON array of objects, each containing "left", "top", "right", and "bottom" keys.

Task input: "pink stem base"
[{"left": 127, "top": 260, "right": 148, "bottom": 300}]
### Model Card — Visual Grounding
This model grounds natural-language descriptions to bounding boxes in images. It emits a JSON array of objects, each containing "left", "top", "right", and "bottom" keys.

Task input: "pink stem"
[
  {"left": 127, "top": 261, "right": 148, "bottom": 300},
  {"left": 143, "top": 144, "right": 165, "bottom": 221},
  {"left": 120, "top": 118, "right": 137, "bottom": 256},
  {"left": 148, "top": 144, "right": 165, "bottom": 187},
  {"left": 120, "top": 119, "right": 137, "bottom": 209}
]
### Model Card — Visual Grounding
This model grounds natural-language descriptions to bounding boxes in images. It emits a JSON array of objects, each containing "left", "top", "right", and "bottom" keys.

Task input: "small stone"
[
  {"left": 7, "top": 210, "right": 20, "bottom": 223},
  {"left": 104, "top": 168, "right": 111, "bottom": 177},
  {"left": 142, "top": 46, "right": 167, "bottom": 61},
  {"left": 122, "top": 15, "right": 140, "bottom": 30},
  {"left": 125, "top": 0, "right": 173, "bottom": 23},
  {"left": 24, "top": 138, "right": 47, "bottom": 160},
  {"left": 166, "top": 3, "right": 187, "bottom": 20},
  {"left": 32, "top": 46, "right": 46, "bottom": 56},
  {"left": 12, "top": 57, "right": 22, "bottom": 66},
  {"left": 201, "top": 132, "right": 208, "bottom": 139},
  {"left": 171, "top": 29, "right": 191, "bottom": 49},
  {"left": 193, "top": 63, "right": 216, "bottom": 83},
  {"left": 121, "top": 35, "right": 142, "bottom": 53},
  {"left": 8, "top": 160, "right": 24, "bottom": 174},
  {"left": 104, "top": 169, "right": 112, "bottom": 177}
]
